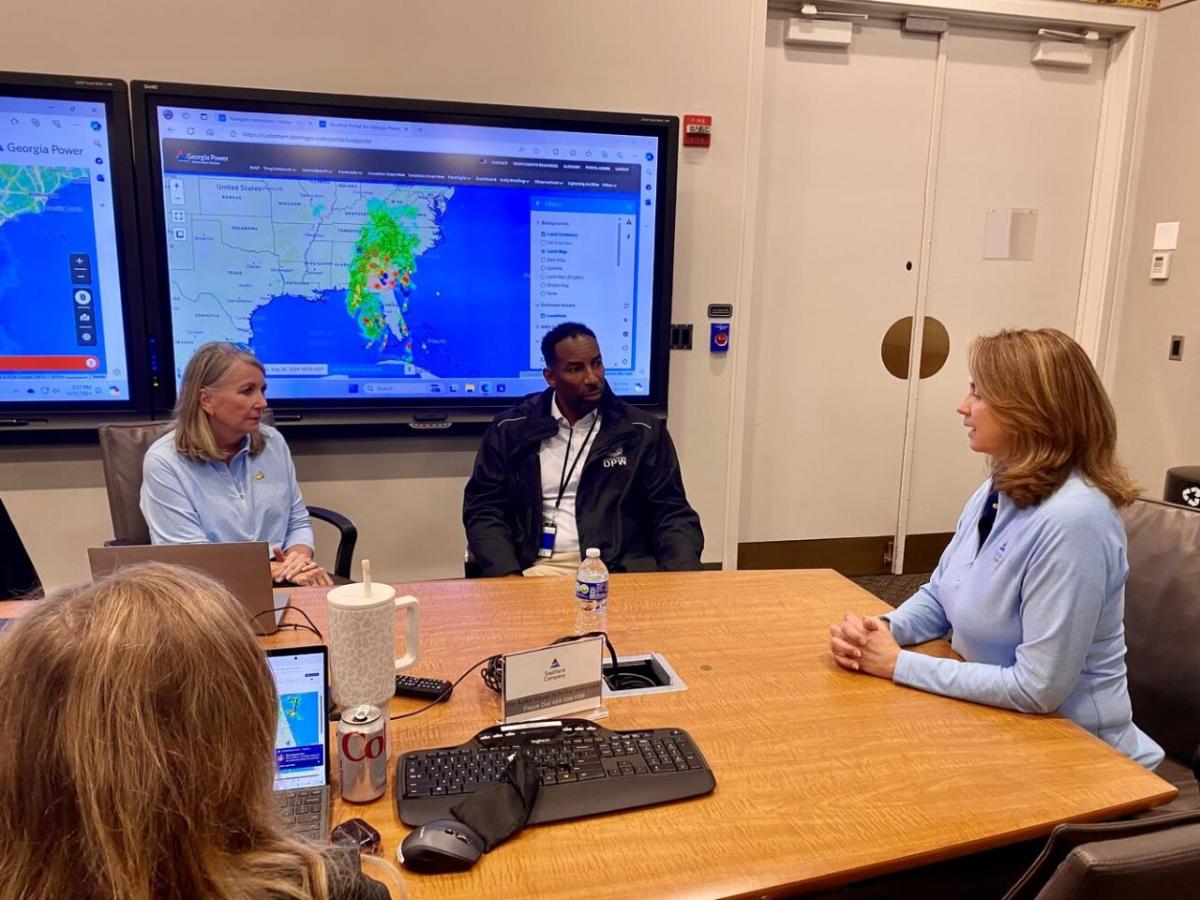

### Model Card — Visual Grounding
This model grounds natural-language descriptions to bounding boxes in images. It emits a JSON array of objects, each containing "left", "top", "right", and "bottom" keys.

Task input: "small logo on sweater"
[{"left": 992, "top": 540, "right": 1008, "bottom": 565}]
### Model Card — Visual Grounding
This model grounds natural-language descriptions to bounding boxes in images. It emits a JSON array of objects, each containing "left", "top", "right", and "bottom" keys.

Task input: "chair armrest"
[
  {"left": 307, "top": 506, "right": 357, "bottom": 580},
  {"left": 1039, "top": 821, "right": 1200, "bottom": 900},
  {"left": 1004, "top": 809, "right": 1200, "bottom": 900}
]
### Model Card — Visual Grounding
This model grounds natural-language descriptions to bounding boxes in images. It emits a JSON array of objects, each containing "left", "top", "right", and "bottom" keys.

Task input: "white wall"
[
  {"left": 0, "top": 0, "right": 761, "bottom": 588},
  {"left": 1110, "top": 1, "right": 1200, "bottom": 496}
]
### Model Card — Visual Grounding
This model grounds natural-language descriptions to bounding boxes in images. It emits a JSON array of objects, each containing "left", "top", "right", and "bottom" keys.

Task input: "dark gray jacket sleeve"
[
  {"left": 462, "top": 424, "right": 524, "bottom": 577},
  {"left": 643, "top": 425, "right": 704, "bottom": 570}
]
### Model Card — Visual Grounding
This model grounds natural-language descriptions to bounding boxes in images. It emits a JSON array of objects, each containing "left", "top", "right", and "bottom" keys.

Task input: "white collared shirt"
[{"left": 538, "top": 394, "right": 601, "bottom": 558}]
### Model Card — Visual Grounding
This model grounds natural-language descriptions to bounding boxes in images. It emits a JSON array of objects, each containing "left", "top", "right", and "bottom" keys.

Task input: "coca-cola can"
[{"left": 338, "top": 704, "right": 388, "bottom": 803}]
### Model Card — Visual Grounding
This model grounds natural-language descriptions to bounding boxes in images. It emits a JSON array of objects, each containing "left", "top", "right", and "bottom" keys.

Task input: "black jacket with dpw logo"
[{"left": 463, "top": 386, "right": 704, "bottom": 577}]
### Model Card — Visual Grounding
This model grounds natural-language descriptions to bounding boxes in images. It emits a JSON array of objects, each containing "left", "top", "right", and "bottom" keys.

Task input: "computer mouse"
[{"left": 397, "top": 818, "right": 485, "bottom": 873}]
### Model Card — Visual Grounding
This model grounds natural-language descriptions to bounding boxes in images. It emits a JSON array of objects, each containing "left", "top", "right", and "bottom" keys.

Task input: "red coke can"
[{"left": 338, "top": 704, "right": 388, "bottom": 803}]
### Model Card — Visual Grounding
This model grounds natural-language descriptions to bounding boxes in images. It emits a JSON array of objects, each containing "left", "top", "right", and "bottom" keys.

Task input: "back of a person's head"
[{"left": 0, "top": 563, "right": 330, "bottom": 900}]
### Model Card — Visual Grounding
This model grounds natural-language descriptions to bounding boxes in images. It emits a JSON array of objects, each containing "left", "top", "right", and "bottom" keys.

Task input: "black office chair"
[
  {"left": 96, "top": 420, "right": 357, "bottom": 579},
  {"left": 0, "top": 495, "right": 41, "bottom": 600}
]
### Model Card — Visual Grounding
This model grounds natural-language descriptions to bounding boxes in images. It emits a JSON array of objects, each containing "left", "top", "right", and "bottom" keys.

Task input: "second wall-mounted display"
[{"left": 132, "top": 80, "right": 679, "bottom": 425}]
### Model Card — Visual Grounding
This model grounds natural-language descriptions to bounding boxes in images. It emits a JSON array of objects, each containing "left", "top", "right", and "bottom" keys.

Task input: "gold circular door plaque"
[{"left": 880, "top": 316, "right": 950, "bottom": 380}]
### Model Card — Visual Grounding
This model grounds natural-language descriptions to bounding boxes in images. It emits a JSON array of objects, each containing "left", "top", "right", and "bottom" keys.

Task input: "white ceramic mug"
[{"left": 326, "top": 582, "right": 420, "bottom": 709}]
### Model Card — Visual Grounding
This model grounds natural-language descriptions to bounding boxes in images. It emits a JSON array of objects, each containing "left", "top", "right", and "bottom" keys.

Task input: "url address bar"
[{"left": 237, "top": 130, "right": 374, "bottom": 146}]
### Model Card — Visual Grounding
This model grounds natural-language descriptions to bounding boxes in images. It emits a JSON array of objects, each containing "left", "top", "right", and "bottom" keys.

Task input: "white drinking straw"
[{"left": 362, "top": 559, "right": 373, "bottom": 597}]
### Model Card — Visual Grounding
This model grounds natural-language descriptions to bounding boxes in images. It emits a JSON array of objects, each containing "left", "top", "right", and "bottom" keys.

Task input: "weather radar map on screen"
[
  {"left": 150, "top": 98, "right": 663, "bottom": 402},
  {"left": 276, "top": 691, "right": 320, "bottom": 750},
  {"left": 0, "top": 91, "right": 132, "bottom": 405}
]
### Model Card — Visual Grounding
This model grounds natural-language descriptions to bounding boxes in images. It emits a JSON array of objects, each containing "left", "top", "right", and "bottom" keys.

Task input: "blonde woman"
[
  {"left": 141, "top": 341, "right": 333, "bottom": 587},
  {"left": 0, "top": 563, "right": 397, "bottom": 900},
  {"left": 830, "top": 328, "right": 1163, "bottom": 769}
]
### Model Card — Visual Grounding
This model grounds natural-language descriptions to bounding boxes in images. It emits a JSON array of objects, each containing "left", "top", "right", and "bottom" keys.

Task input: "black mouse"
[{"left": 397, "top": 818, "right": 485, "bottom": 873}]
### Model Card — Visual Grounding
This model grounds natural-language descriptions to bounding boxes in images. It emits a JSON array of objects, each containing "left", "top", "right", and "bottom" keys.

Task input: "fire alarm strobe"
[{"left": 683, "top": 115, "right": 712, "bottom": 147}]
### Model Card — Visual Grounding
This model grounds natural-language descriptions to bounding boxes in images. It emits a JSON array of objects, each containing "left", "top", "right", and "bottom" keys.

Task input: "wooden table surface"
[
  {"left": 1, "top": 570, "right": 1174, "bottom": 898},
  {"left": 257, "top": 569, "right": 1175, "bottom": 899}
]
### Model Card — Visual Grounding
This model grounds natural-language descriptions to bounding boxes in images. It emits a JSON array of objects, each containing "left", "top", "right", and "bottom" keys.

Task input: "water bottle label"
[{"left": 575, "top": 579, "right": 608, "bottom": 602}]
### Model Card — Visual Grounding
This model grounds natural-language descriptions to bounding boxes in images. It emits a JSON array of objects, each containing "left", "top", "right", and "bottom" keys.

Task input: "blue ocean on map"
[
  {"left": 249, "top": 185, "right": 531, "bottom": 378},
  {"left": 278, "top": 692, "right": 320, "bottom": 748},
  {"left": 0, "top": 179, "right": 102, "bottom": 356}
]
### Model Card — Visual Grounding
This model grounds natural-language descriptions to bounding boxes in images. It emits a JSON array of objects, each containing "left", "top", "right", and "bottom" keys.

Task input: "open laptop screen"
[{"left": 266, "top": 646, "right": 329, "bottom": 791}]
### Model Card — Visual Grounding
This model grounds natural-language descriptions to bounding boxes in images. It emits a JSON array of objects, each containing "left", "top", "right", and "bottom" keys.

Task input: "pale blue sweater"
[
  {"left": 141, "top": 425, "right": 314, "bottom": 553},
  {"left": 886, "top": 473, "right": 1163, "bottom": 769}
]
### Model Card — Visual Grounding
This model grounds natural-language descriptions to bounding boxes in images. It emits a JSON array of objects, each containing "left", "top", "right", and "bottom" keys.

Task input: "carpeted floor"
[{"left": 848, "top": 573, "right": 931, "bottom": 608}]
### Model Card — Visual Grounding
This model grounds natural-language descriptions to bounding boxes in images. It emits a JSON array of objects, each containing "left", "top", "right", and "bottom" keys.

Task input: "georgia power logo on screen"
[{"left": 1182, "top": 486, "right": 1200, "bottom": 508}]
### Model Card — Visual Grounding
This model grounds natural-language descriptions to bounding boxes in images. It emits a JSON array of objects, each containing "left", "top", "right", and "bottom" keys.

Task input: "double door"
[{"left": 740, "top": 12, "right": 1109, "bottom": 571}]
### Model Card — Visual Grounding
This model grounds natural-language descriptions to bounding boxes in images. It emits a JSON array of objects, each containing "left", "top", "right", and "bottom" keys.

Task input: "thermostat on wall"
[{"left": 1150, "top": 251, "right": 1171, "bottom": 281}]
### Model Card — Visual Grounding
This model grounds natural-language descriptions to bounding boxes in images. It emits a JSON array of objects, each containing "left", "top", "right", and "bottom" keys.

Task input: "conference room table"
[{"left": 261, "top": 569, "right": 1175, "bottom": 899}]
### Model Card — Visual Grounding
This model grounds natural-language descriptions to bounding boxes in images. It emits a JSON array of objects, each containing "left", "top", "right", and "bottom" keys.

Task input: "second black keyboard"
[{"left": 395, "top": 718, "right": 715, "bottom": 826}]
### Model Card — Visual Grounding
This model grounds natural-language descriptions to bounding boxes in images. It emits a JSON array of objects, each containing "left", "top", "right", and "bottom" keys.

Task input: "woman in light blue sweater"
[{"left": 830, "top": 328, "right": 1163, "bottom": 769}]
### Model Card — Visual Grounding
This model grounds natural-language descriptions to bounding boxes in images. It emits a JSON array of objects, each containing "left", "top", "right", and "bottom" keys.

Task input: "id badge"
[{"left": 538, "top": 523, "right": 557, "bottom": 558}]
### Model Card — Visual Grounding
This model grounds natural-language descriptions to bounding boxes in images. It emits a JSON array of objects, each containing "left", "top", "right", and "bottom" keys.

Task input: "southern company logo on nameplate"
[{"left": 501, "top": 637, "right": 604, "bottom": 724}]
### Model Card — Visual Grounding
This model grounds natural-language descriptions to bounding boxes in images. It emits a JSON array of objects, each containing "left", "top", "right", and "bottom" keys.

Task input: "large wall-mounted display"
[
  {"left": 0, "top": 72, "right": 148, "bottom": 423},
  {"left": 133, "top": 81, "right": 679, "bottom": 424}
]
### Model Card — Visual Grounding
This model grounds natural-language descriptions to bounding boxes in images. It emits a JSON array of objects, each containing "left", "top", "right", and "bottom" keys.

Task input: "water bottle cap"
[{"left": 585, "top": 548, "right": 601, "bottom": 558}]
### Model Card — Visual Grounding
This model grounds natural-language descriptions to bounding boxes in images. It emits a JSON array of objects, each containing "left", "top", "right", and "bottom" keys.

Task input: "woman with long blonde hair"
[
  {"left": 829, "top": 328, "right": 1162, "bottom": 769},
  {"left": 0, "top": 563, "right": 392, "bottom": 900}
]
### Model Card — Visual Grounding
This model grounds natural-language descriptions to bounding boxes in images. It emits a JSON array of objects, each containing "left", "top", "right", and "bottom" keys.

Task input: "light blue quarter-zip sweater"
[{"left": 886, "top": 472, "right": 1163, "bottom": 769}]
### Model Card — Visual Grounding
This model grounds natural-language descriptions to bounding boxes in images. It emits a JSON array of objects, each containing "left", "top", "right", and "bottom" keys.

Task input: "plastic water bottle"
[{"left": 574, "top": 548, "right": 609, "bottom": 634}]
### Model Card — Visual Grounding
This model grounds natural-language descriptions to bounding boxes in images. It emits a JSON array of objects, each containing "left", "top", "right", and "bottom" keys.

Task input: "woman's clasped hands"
[{"left": 829, "top": 612, "right": 901, "bottom": 679}]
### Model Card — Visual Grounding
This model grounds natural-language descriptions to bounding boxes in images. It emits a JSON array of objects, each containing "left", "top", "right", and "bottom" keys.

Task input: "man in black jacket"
[{"left": 463, "top": 322, "right": 703, "bottom": 577}]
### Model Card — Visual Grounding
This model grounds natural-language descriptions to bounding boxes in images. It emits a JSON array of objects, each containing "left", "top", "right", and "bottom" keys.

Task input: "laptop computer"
[
  {"left": 87, "top": 541, "right": 291, "bottom": 635},
  {"left": 267, "top": 645, "right": 332, "bottom": 841}
]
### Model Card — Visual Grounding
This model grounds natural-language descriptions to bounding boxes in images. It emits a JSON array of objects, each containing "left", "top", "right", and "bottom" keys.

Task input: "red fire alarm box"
[{"left": 683, "top": 115, "right": 712, "bottom": 148}]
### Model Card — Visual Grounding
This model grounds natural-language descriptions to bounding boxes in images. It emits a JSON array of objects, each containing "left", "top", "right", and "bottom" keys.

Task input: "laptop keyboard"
[{"left": 274, "top": 787, "right": 327, "bottom": 840}]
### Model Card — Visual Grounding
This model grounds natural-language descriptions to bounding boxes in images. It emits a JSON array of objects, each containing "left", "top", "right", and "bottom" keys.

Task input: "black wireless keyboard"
[{"left": 394, "top": 718, "right": 715, "bottom": 826}]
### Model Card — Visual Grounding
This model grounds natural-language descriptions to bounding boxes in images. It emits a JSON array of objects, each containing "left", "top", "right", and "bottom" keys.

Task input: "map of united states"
[{"left": 167, "top": 177, "right": 454, "bottom": 369}]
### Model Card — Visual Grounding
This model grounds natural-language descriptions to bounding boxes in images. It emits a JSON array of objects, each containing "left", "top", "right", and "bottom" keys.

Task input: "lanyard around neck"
[{"left": 553, "top": 412, "right": 599, "bottom": 512}]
